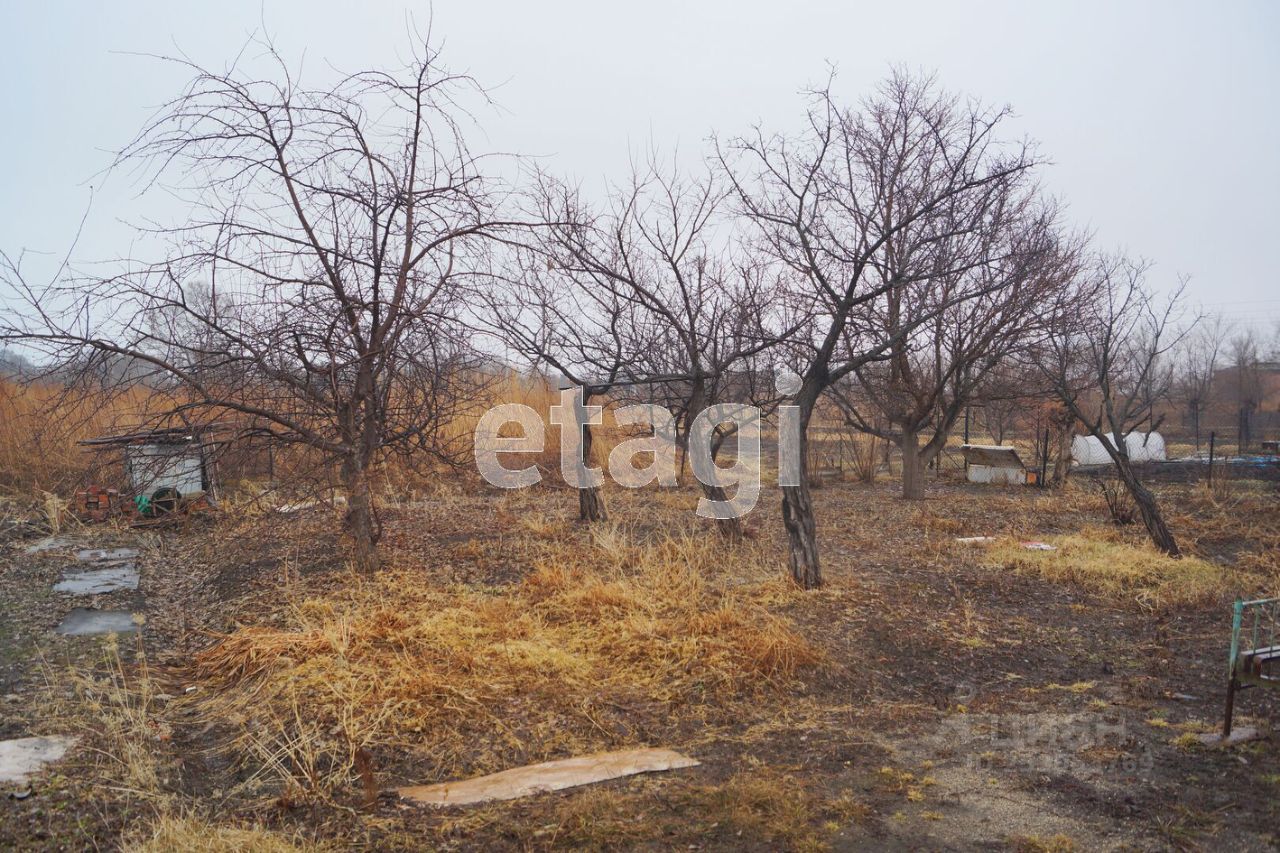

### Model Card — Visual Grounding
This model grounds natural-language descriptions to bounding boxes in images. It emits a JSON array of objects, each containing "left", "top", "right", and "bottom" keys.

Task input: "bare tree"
[
  {"left": 482, "top": 232, "right": 633, "bottom": 523},
  {"left": 828, "top": 197, "right": 1065, "bottom": 499},
  {"left": 505, "top": 159, "right": 784, "bottom": 535},
  {"left": 1226, "top": 329, "right": 1263, "bottom": 452},
  {"left": 1173, "top": 314, "right": 1228, "bottom": 450},
  {"left": 720, "top": 71, "right": 1041, "bottom": 586},
  {"left": 971, "top": 364, "right": 1037, "bottom": 446},
  {"left": 0, "top": 33, "right": 513, "bottom": 570},
  {"left": 1035, "top": 255, "right": 1186, "bottom": 555}
]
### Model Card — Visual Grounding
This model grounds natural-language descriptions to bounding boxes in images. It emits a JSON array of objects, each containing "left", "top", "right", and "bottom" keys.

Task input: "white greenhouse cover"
[{"left": 1071, "top": 431, "right": 1166, "bottom": 466}]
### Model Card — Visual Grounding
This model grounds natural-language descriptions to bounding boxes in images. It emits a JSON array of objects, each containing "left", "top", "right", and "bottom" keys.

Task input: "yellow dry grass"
[
  {"left": 0, "top": 378, "right": 162, "bottom": 494},
  {"left": 41, "top": 635, "right": 172, "bottom": 804},
  {"left": 127, "top": 815, "right": 321, "bottom": 853},
  {"left": 0, "top": 370, "right": 640, "bottom": 505},
  {"left": 706, "top": 772, "right": 824, "bottom": 848},
  {"left": 191, "top": 527, "right": 820, "bottom": 795},
  {"left": 983, "top": 529, "right": 1250, "bottom": 611}
]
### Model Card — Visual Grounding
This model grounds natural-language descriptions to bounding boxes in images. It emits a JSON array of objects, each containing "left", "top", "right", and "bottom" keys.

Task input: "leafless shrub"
[{"left": 1097, "top": 478, "right": 1137, "bottom": 525}]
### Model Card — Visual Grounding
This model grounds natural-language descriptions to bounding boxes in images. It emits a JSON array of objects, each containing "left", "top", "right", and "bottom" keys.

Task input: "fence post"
[
  {"left": 1208, "top": 430, "right": 1216, "bottom": 488},
  {"left": 1040, "top": 427, "right": 1050, "bottom": 488},
  {"left": 1224, "top": 598, "right": 1244, "bottom": 738}
]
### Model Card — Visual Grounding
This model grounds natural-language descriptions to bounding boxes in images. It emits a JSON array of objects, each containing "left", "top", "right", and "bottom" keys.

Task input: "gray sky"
[{"left": 2, "top": 0, "right": 1277, "bottom": 327}]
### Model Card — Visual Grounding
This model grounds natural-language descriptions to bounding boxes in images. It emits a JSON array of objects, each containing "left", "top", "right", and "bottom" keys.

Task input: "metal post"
[
  {"left": 1040, "top": 427, "right": 1050, "bottom": 488},
  {"left": 1208, "top": 431, "right": 1216, "bottom": 488},
  {"left": 1224, "top": 599, "right": 1244, "bottom": 738}
]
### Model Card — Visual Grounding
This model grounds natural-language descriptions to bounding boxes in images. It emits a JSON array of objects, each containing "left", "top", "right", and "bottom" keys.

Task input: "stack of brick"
[{"left": 73, "top": 486, "right": 120, "bottom": 522}]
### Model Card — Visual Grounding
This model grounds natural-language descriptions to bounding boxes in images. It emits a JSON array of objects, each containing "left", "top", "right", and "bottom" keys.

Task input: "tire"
[{"left": 150, "top": 487, "right": 181, "bottom": 516}]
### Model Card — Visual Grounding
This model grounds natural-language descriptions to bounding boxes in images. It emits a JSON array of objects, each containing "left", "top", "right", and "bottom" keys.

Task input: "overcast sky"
[{"left": 2, "top": 1, "right": 1277, "bottom": 329}]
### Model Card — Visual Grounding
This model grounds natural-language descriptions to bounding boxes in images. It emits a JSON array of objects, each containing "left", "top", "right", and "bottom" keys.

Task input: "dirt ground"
[{"left": 1, "top": 465, "right": 1277, "bottom": 851}]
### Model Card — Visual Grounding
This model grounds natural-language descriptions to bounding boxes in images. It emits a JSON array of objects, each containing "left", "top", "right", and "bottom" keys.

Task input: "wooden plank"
[{"left": 399, "top": 748, "right": 700, "bottom": 806}]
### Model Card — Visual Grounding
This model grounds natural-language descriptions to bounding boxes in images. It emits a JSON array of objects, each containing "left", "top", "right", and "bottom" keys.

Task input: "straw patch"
[
  {"left": 983, "top": 529, "right": 1247, "bottom": 610},
  {"left": 191, "top": 529, "right": 820, "bottom": 791},
  {"left": 127, "top": 814, "right": 319, "bottom": 852}
]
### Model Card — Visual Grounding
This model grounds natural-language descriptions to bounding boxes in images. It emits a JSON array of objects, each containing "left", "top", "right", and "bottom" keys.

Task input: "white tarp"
[{"left": 1071, "top": 431, "right": 1166, "bottom": 466}]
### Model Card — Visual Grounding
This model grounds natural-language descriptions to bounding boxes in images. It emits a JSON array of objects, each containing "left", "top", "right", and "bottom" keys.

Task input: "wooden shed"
[
  {"left": 960, "top": 444, "right": 1032, "bottom": 485},
  {"left": 78, "top": 425, "right": 222, "bottom": 513}
]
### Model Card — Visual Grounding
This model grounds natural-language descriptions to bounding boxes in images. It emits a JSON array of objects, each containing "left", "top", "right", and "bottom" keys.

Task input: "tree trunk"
[
  {"left": 1050, "top": 425, "right": 1072, "bottom": 488},
  {"left": 700, "top": 481, "right": 744, "bottom": 539},
  {"left": 703, "top": 430, "right": 744, "bottom": 538},
  {"left": 1114, "top": 456, "right": 1179, "bottom": 556},
  {"left": 578, "top": 417, "right": 607, "bottom": 523},
  {"left": 900, "top": 428, "right": 925, "bottom": 500},
  {"left": 781, "top": 481, "right": 820, "bottom": 588},
  {"left": 1239, "top": 405, "right": 1253, "bottom": 453},
  {"left": 342, "top": 454, "right": 380, "bottom": 572},
  {"left": 780, "top": 415, "right": 821, "bottom": 587}
]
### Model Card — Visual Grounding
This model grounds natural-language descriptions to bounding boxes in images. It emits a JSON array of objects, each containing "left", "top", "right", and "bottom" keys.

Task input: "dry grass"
[
  {"left": 44, "top": 641, "right": 329, "bottom": 852},
  {"left": 707, "top": 772, "right": 825, "bottom": 849},
  {"left": 0, "top": 371, "right": 640, "bottom": 512},
  {"left": 58, "top": 635, "right": 170, "bottom": 801},
  {"left": 984, "top": 529, "right": 1249, "bottom": 611},
  {"left": 189, "top": 526, "right": 820, "bottom": 798},
  {"left": 0, "top": 378, "right": 164, "bottom": 495},
  {"left": 534, "top": 768, "right": 860, "bottom": 851},
  {"left": 1169, "top": 486, "right": 1280, "bottom": 580},
  {"left": 127, "top": 815, "right": 320, "bottom": 853}
]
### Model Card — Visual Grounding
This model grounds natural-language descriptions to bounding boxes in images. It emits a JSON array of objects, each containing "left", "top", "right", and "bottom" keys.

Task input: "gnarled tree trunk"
[
  {"left": 782, "top": 482, "right": 820, "bottom": 588},
  {"left": 701, "top": 430, "right": 744, "bottom": 539},
  {"left": 1114, "top": 455, "right": 1179, "bottom": 556}
]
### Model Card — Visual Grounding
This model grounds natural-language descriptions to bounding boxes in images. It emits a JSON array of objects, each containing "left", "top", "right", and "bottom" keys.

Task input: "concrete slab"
[
  {"left": 55, "top": 608, "right": 139, "bottom": 636},
  {"left": 53, "top": 565, "right": 139, "bottom": 595},
  {"left": 75, "top": 548, "right": 139, "bottom": 563},
  {"left": 24, "top": 537, "right": 75, "bottom": 555},
  {"left": 0, "top": 736, "right": 77, "bottom": 785},
  {"left": 1196, "top": 726, "right": 1261, "bottom": 747}
]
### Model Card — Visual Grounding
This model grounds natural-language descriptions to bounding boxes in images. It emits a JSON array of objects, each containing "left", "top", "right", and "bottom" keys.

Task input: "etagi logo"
[{"left": 474, "top": 375, "right": 804, "bottom": 520}]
